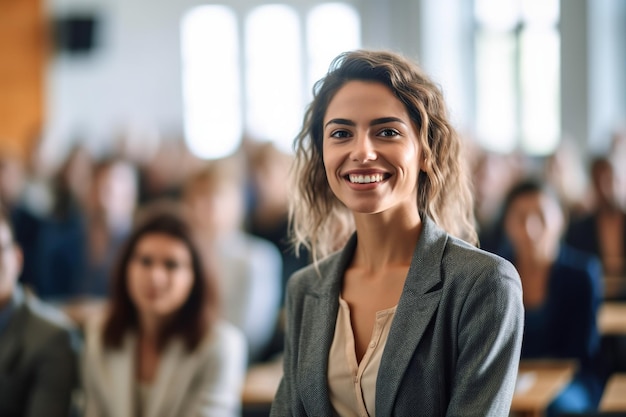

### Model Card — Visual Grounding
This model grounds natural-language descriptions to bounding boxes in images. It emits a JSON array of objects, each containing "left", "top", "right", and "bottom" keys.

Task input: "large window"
[
  {"left": 474, "top": 0, "right": 560, "bottom": 155},
  {"left": 181, "top": 6, "right": 241, "bottom": 160},
  {"left": 181, "top": 3, "right": 360, "bottom": 159}
]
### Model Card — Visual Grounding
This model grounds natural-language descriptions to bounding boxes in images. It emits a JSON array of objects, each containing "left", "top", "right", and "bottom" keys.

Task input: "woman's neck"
[
  {"left": 352, "top": 209, "right": 422, "bottom": 272},
  {"left": 137, "top": 313, "right": 165, "bottom": 343}
]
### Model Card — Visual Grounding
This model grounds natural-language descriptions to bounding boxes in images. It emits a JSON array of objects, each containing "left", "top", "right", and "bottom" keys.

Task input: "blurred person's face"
[
  {"left": 126, "top": 233, "right": 194, "bottom": 320},
  {"left": 0, "top": 221, "right": 22, "bottom": 304},
  {"left": 186, "top": 180, "right": 244, "bottom": 235},
  {"left": 93, "top": 162, "right": 138, "bottom": 225},
  {"left": 504, "top": 191, "right": 563, "bottom": 259},
  {"left": 0, "top": 156, "right": 25, "bottom": 206},
  {"left": 593, "top": 162, "right": 623, "bottom": 209}
]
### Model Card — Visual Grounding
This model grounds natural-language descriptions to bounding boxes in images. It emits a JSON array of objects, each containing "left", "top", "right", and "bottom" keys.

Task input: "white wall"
[{"left": 44, "top": 0, "right": 193, "bottom": 164}]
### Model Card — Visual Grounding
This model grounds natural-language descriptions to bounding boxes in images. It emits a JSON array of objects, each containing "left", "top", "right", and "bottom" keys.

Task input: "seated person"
[
  {"left": 0, "top": 208, "right": 79, "bottom": 417},
  {"left": 183, "top": 157, "right": 282, "bottom": 364},
  {"left": 495, "top": 179, "right": 605, "bottom": 416},
  {"left": 81, "top": 204, "right": 247, "bottom": 417},
  {"left": 565, "top": 156, "right": 626, "bottom": 281}
]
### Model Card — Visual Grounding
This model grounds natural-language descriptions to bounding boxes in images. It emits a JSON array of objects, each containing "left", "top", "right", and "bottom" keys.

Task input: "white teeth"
[{"left": 348, "top": 173, "right": 384, "bottom": 184}]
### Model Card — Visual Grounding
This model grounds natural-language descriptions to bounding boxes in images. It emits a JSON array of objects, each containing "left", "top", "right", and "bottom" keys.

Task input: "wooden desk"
[
  {"left": 242, "top": 358, "right": 581, "bottom": 417},
  {"left": 598, "top": 302, "right": 626, "bottom": 335},
  {"left": 511, "top": 360, "right": 577, "bottom": 417},
  {"left": 600, "top": 373, "right": 626, "bottom": 412},
  {"left": 242, "top": 358, "right": 283, "bottom": 406}
]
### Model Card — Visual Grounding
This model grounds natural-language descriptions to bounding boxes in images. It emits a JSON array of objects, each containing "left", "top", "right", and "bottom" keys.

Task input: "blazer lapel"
[
  {"left": 146, "top": 339, "right": 191, "bottom": 417},
  {"left": 0, "top": 332, "right": 20, "bottom": 374},
  {"left": 106, "top": 333, "right": 136, "bottom": 417},
  {"left": 0, "top": 295, "right": 26, "bottom": 375},
  {"left": 298, "top": 235, "right": 356, "bottom": 417},
  {"left": 376, "top": 216, "right": 446, "bottom": 416}
]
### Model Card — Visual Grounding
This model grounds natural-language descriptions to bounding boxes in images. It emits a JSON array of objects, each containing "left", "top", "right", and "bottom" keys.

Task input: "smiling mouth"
[{"left": 347, "top": 173, "right": 389, "bottom": 184}]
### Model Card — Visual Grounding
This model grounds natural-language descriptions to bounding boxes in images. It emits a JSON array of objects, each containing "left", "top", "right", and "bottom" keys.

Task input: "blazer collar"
[
  {"left": 376, "top": 215, "right": 448, "bottom": 415},
  {"left": 307, "top": 215, "right": 446, "bottom": 296},
  {"left": 102, "top": 332, "right": 204, "bottom": 417},
  {"left": 298, "top": 215, "right": 448, "bottom": 416},
  {"left": 105, "top": 333, "right": 135, "bottom": 417}
]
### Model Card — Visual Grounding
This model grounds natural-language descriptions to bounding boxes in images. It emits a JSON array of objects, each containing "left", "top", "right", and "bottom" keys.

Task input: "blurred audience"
[
  {"left": 543, "top": 136, "right": 592, "bottom": 217},
  {"left": 565, "top": 156, "right": 626, "bottom": 282},
  {"left": 244, "top": 141, "right": 311, "bottom": 301},
  {"left": 470, "top": 149, "right": 526, "bottom": 252},
  {"left": 495, "top": 179, "right": 605, "bottom": 416},
  {"left": 81, "top": 157, "right": 138, "bottom": 297},
  {"left": 0, "top": 208, "right": 80, "bottom": 417},
  {"left": 33, "top": 145, "right": 93, "bottom": 300},
  {"left": 0, "top": 149, "right": 44, "bottom": 290},
  {"left": 183, "top": 156, "right": 282, "bottom": 364},
  {"left": 82, "top": 205, "right": 247, "bottom": 417}
]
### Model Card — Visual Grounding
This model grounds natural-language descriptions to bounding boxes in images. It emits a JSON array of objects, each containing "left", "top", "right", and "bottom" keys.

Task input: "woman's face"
[
  {"left": 504, "top": 191, "right": 563, "bottom": 258},
  {"left": 322, "top": 81, "right": 422, "bottom": 216},
  {"left": 127, "top": 233, "right": 195, "bottom": 320}
]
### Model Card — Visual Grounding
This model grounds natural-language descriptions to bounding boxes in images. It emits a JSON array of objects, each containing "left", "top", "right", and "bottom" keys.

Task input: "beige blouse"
[{"left": 328, "top": 297, "right": 397, "bottom": 417}]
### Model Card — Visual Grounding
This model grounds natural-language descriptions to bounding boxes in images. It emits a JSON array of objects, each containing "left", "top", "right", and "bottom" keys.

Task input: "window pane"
[
  {"left": 475, "top": 0, "right": 521, "bottom": 30},
  {"left": 521, "top": 0, "right": 559, "bottom": 26},
  {"left": 181, "top": 6, "right": 241, "bottom": 159},
  {"left": 245, "top": 5, "right": 302, "bottom": 153},
  {"left": 307, "top": 3, "right": 361, "bottom": 90},
  {"left": 475, "top": 32, "right": 518, "bottom": 153},
  {"left": 520, "top": 28, "right": 560, "bottom": 155}
]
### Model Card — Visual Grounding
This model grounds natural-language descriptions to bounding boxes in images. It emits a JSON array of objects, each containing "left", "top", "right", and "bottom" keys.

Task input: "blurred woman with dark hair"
[{"left": 82, "top": 204, "right": 247, "bottom": 417}]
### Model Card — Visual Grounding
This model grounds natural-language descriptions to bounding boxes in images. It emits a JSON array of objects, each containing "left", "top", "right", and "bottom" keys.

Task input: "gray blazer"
[
  {"left": 0, "top": 285, "right": 79, "bottom": 417},
  {"left": 271, "top": 216, "right": 524, "bottom": 417}
]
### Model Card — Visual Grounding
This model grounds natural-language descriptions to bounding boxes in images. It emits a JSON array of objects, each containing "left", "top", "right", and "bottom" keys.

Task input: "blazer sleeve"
[
  {"left": 25, "top": 328, "right": 80, "bottom": 417},
  {"left": 446, "top": 258, "right": 524, "bottom": 417}
]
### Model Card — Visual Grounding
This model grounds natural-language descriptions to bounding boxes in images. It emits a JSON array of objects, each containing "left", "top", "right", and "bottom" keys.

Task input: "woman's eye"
[
  {"left": 138, "top": 256, "right": 153, "bottom": 267},
  {"left": 164, "top": 260, "right": 180, "bottom": 271},
  {"left": 379, "top": 128, "right": 400, "bottom": 137},
  {"left": 330, "top": 130, "right": 350, "bottom": 139}
]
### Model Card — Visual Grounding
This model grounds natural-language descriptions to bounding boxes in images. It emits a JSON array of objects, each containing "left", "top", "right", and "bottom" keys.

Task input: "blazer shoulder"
[
  {"left": 201, "top": 320, "right": 247, "bottom": 357},
  {"left": 21, "top": 293, "right": 78, "bottom": 346},
  {"left": 442, "top": 235, "right": 520, "bottom": 285},
  {"left": 286, "top": 250, "right": 343, "bottom": 294}
]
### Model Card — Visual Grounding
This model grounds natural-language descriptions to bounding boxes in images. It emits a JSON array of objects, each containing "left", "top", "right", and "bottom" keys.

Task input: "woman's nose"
[
  {"left": 147, "top": 264, "right": 168, "bottom": 287},
  {"left": 350, "top": 134, "right": 377, "bottom": 163}
]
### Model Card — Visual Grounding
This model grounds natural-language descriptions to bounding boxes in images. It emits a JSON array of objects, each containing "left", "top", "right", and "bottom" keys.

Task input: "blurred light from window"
[
  {"left": 245, "top": 5, "right": 302, "bottom": 153},
  {"left": 475, "top": 0, "right": 520, "bottom": 31},
  {"left": 475, "top": 32, "right": 517, "bottom": 153},
  {"left": 520, "top": 27, "right": 560, "bottom": 155},
  {"left": 307, "top": 3, "right": 361, "bottom": 92},
  {"left": 181, "top": 6, "right": 241, "bottom": 160},
  {"left": 474, "top": 0, "right": 560, "bottom": 155}
]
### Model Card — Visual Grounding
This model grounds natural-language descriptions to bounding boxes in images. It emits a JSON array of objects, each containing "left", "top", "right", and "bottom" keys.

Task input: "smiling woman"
[{"left": 271, "top": 49, "right": 525, "bottom": 417}]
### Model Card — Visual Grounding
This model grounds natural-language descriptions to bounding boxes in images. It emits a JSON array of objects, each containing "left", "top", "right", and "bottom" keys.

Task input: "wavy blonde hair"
[{"left": 289, "top": 49, "right": 477, "bottom": 263}]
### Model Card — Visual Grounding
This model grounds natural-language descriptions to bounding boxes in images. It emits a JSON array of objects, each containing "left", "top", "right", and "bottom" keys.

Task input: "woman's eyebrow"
[
  {"left": 324, "top": 118, "right": 355, "bottom": 129},
  {"left": 324, "top": 117, "right": 407, "bottom": 129},
  {"left": 370, "top": 117, "right": 406, "bottom": 126}
]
